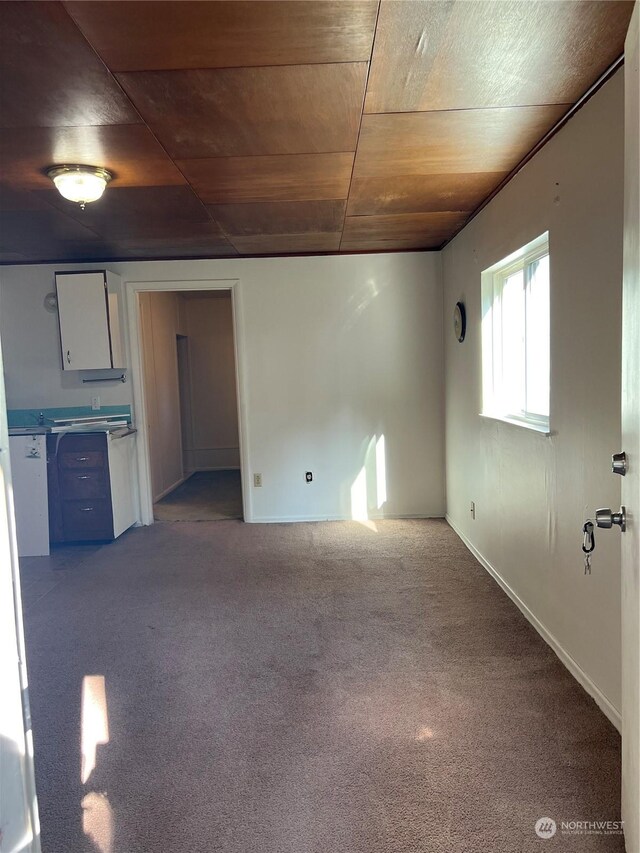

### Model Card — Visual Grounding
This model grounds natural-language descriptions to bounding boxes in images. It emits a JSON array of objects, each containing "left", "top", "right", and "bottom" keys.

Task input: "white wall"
[
  {"left": 180, "top": 293, "right": 240, "bottom": 472},
  {"left": 0, "top": 252, "right": 445, "bottom": 522},
  {"left": 0, "top": 265, "right": 133, "bottom": 410},
  {"left": 139, "top": 292, "right": 184, "bottom": 501},
  {"left": 238, "top": 254, "right": 445, "bottom": 521},
  {"left": 443, "top": 71, "right": 624, "bottom": 722}
]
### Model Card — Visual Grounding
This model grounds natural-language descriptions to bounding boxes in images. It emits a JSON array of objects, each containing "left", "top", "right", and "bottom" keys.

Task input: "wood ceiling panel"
[
  {"left": 64, "top": 1, "right": 378, "bottom": 71},
  {"left": 38, "top": 186, "right": 218, "bottom": 240},
  {"left": 0, "top": 184, "right": 53, "bottom": 212},
  {"left": 341, "top": 212, "right": 468, "bottom": 251},
  {"left": 229, "top": 233, "right": 342, "bottom": 255},
  {"left": 25, "top": 242, "right": 128, "bottom": 262},
  {"left": 208, "top": 201, "right": 346, "bottom": 237},
  {"left": 366, "top": 0, "right": 634, "bottom": 113},
  {"left": 0, "top": 0, "right": 629, "bottom": 263},
  {"left": 179, "top": 154, "right": 354, "bottom": 204},
  {"left": 0, "top": 209, "right": 101, "bottom": 254},
  {"left": 354, "top": 105, "right": 569, "bottom": 179},
  {"left": 0, "top": 126, "right": 185, "bottom": 190},
  {"left": 117, "top": 64, "right": 367, "bottom": 159},
  {"left": 0, "top": 1, "right": 141, "bottom": 128},
  {"left": 104, "top": 236, "right": 238, "bottom": 259},
  {"left": 347, "top": 172, "right": 508, "bottom": 216},
  {"left": 0, "top": 185, "right": 116, "bottom": 262},
  {"left": 0, "top": 252, "right": 28, "bottom": 262}
]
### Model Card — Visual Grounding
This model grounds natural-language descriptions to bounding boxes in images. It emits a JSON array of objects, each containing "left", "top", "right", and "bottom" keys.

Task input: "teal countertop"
[{"left": 8, "top": 405, "right": 132, "bottom": 429}]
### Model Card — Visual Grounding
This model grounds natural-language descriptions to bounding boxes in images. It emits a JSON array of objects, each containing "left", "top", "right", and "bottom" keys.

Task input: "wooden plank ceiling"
[{"left": 0, "top": 0, "right": 633, "bottom": 263}]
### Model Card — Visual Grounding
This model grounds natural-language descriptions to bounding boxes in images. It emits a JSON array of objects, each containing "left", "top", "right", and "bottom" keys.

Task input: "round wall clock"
[{"left": 453, "top": 301, "right": 466, "bottom": 342}]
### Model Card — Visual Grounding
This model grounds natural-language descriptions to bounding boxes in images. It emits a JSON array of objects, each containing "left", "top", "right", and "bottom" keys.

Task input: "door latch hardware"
[
  {"left": 612, "top": 451, "right": 627, "bottom": 476},
  {"left": 595, "top": 506, "right": 626, "bottom": 532}
]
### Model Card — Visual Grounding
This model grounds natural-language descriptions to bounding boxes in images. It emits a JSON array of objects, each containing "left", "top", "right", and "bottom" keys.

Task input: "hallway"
[
  {"left": 154, "top": 470, "right": 243, "bottom": 522},
  {"left": 22, "top": 520, "right": 622, "bottom": 853}
]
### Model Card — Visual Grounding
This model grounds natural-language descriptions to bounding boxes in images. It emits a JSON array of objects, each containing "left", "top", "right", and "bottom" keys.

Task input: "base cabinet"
[{"left": 47, "top": 431, "right": 137, "bottom": 542}]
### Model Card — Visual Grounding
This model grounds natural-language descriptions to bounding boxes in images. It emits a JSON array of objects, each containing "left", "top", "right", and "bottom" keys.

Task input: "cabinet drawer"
[
  {"left": 59, "top": 450, "right": 106, "bottom": 469},
  {"left": 62, "top": 499, "right": 113, "bottom": 537},
  {"left": 60, "top": 468, "right": 109, "bottom": 499}
]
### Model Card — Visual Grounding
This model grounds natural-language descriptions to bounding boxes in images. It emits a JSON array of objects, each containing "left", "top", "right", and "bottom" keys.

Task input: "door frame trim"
[{"left": 124, "top": 278, "right": 250, "bottom": 524}]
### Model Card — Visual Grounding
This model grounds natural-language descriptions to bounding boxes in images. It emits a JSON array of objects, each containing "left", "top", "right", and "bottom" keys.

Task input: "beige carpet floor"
[
  {"left": 154, "top": 470, "right": 243, "bottom": 521},
  {"left": 21, "top": 519, "right": 622, "bottom": 853}
]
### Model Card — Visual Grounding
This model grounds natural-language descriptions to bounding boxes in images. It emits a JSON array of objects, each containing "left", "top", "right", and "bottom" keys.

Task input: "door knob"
[
  {"left": 595, "top": 506, "right": 626, "bottom": 532},
  {"left": 612, "top": 452, "right": 627, "bottom": 476}
]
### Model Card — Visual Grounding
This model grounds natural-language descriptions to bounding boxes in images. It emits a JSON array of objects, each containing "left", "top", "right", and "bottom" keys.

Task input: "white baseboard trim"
[
  {"left": 248, "top": 513, "right": 444, "bottom": 524},
  {"left": 446, "top": 514, "right": 622, "bottom": 733},
  {"left": 153, "top": 476, "right": 187, "bottom": 503},
  {"left": 184, "top": 466, "right": 241, "bottom": 473}
]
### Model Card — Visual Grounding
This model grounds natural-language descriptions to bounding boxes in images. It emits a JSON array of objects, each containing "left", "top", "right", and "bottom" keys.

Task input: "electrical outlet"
[
  {"left": 305, "top": 471, "right": 313, "bottom": 483},
  {"left": 91, "top": 395, "right": 101, "bottom": 411},
  {"left": 253, "top": 473, "right": 262, "bottom": 488},
  {"left": 470, "top": 501, "right": 476, "bottom": 520}
]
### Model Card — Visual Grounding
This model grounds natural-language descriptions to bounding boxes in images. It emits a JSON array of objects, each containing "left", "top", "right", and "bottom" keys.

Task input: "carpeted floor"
[
  {"left": 21, "top": 519, "right": 622, "bottom": 853},
  {"left": 154, "top": 470, "right": 243, "bottom": 521}
]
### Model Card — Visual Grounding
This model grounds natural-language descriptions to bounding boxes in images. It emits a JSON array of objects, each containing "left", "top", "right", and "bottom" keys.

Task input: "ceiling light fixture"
[{"left": 46, "top": 165, "right": 113, "bottom": 209}]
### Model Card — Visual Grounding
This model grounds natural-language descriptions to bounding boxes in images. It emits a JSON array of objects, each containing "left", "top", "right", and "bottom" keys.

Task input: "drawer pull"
[
  {"left": 76, "top": 456, "right": 90, "bottom": 462},
  {"left": 77, "top": 475, "right": 90, "bottom": 480},
  {"left": 79, "top": 507, "right": 94, "bottom": 512}
]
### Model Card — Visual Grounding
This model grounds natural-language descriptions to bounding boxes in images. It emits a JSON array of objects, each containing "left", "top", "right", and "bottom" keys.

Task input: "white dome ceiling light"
[{"left": 46, "top": 165, "right": 113, "bottom": 209}]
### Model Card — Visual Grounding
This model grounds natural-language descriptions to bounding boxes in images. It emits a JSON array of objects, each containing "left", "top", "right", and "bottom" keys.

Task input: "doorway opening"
[{"left": 138, "top": 289, "right": 243, "bottom": 521}]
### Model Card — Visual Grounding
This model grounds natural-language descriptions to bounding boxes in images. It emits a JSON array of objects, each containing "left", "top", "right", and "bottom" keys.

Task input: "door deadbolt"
[
  {"left": 595, "top": 506, "right": 626, "bottom": 532},
  {"left": 612, "top": 451, "right": 627, "bottom": 476}
]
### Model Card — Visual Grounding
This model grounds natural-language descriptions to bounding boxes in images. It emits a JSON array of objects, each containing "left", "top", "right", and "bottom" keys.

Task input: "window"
[{"left": 481, "top": 232, "right": 550, "bottom": 432}]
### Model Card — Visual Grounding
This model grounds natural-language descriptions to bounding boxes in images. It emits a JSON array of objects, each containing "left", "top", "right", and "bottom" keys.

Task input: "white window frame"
[{"left": 481, "top": 232, "right": 550, "bottom": 433}]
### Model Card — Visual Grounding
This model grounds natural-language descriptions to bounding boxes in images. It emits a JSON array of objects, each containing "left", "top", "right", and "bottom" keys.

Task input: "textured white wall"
[
  {"left": 139, "top": 291, "right": 184, "bottom": 501},
  {"left": 0, "top": 251, "right": 445, "bottom": 522},
  {"left": 237, "top": 253, "right": 445, "bottom": 521},
  {"left": 181, "top": 294, "right": 240, "bottom": 472},
  {"left": 442, "top": 72, "right": 624, "bottom": 719}
]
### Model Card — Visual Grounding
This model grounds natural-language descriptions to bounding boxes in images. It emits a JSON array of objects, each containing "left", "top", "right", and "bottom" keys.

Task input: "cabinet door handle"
[
  {"left": 79, "top": 506, "right": 94, "bottom": 512},
  {"left": 66, "top": 350, "right": 71, "bottom": 364},
  {"left": 76, "top": 456, "right": 89, "bottom": 462},
  {"left": 77, "top": 475, "right": 90, "bottom": 480}
]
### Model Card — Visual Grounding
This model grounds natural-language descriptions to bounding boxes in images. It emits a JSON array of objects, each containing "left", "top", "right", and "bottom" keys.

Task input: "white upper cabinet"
[{"left": 55, "top": 271, "right": 125, "bottom": 371}]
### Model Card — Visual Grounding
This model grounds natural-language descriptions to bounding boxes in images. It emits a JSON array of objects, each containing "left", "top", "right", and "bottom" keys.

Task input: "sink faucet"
[{"left": 37, "top": 411, "right": 45, "bottom": 426}]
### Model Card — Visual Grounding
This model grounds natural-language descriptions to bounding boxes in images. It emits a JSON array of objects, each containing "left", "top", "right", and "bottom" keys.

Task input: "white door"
[
  {"left": 0, "top": 341, "right": 41, "bottom": 850},
  {"left": 56, "top": 272, "right": 112, "bottom": 370},
  {"left": 622, "top": 5, "right": 639, "bottom": 852}
]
